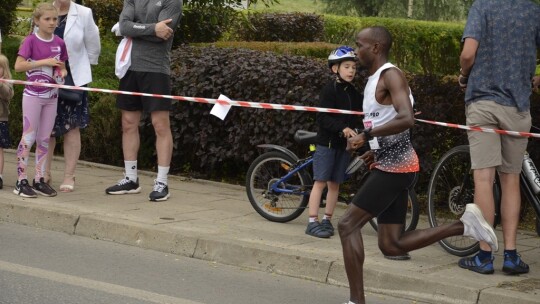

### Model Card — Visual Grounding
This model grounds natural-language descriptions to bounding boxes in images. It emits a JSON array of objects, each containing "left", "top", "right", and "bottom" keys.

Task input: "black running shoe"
[
  {"left": 321, "top": 219, "right": 335, "bottom": 236},
  {"left": 149, "top": 180, "right": 170, "bottom": 201},
  {"left": 0, "top": 177, "right": 3, "bottom": 189},
  {"left": 105, "top": 176, "right": 141, "bottom": 195},
  {"left": 33, "top": 177, "right": 57, "bottom": 197},
  {"left": 13, "top": 179, "right": 37, "bottom": 198}
]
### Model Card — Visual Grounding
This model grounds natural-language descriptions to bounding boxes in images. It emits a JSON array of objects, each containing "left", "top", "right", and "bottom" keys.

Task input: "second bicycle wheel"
[
  {"left": 428, "top": 145, "right": 479, "bottom": 256},
  {"left": 368, "top": 189, "right": 420, "bottom": 232},
  {"left": 246, "top": 151, "right": 312, "bottom": 223}
]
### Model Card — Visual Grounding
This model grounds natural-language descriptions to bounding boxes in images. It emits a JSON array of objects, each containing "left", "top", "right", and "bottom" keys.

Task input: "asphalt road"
[{"left": 0, "top": 221, "right": 427, "bottom": 304}]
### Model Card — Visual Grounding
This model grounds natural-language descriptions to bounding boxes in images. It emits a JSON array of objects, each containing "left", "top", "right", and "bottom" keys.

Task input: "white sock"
[
  {"left": 156, "top": 166, "right": 169, "bottom": 184},
  {"left": 309, "top": 216, "right": 318, "bottom": 223},
  {"left": 348, "top": 301, "right": 356, "bottom": 304},
  {"left": 125, "top": 160, "right": 138, "bottom": 181}
]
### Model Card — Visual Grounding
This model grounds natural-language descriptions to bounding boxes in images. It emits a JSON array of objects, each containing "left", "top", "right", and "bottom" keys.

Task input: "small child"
[
  {"left": 13, "top": 3, "right": 68, "bottom": 198},
  {"left": 305, "top": 46, "right": 363, "bottom": 238},
  {"left": 0, "top": 54, "right": 14, "bottom": 190}
]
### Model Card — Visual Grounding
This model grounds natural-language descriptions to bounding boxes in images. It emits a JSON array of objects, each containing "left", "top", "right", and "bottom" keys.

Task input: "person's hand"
[
  {"left": 155, "top": 19, "right": 173, "bottom": 40},
  {"left": 533, "top": 76, "right": 540, "bottom": 94},
  {"left": 42, "top": 58, "right": 62, "bottom": 67},
  {"left": 347, "top": 133, "right": 365, "bottom": 151},
  {"left": 342, "top": 127, "right": 357, "bottom": 138},
  {"left": 359, "top": 150, "right": 374, "bottom": 167}
]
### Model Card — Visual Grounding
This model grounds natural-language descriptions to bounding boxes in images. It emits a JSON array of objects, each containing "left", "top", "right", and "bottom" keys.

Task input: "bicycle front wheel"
[
  {"left": 427, "top": 145, "right": 479, "bottom": 257},
  {"left": 246, "top": 151, "right": 312, "bottom": 223}
]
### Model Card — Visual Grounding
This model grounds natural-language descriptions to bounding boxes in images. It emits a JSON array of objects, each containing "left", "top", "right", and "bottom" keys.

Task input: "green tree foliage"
[
  {"left": 321, "top": 0, "right": 475, "bottom": 21},
  {"left": 0, "top": 0, "right": 23, "bottom": 36}
]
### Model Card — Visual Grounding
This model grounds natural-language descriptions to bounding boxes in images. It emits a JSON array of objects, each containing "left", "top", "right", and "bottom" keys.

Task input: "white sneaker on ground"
[{"left": 460, "top": 204, "right": 498, "bottom": 252}]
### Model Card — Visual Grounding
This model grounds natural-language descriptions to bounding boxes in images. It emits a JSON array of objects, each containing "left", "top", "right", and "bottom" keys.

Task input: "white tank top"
[
  {"left": 363, "top": 63, "right": 414, "bottom": 125},
  {"left": 362, "top": 63, "right": 419, "bottom": 173}
]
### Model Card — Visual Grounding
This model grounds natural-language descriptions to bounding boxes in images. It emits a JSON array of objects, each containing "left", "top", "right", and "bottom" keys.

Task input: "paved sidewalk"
[{"left": 0, "top": 150, "right": 539, "bottom": 304}]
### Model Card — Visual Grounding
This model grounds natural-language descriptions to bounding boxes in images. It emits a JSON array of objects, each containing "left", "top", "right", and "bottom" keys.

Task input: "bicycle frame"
[
  {"left": 268, "top": 156, "right": 314, "bottom": 196},
  {"left": 519, "top": 172, "right": 540, "bottom": 220}
]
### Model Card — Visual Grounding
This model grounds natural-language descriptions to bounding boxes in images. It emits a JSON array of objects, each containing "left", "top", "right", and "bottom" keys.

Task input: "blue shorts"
[{"left": 312, "top": 145, "right": 350, "bottom": 183}]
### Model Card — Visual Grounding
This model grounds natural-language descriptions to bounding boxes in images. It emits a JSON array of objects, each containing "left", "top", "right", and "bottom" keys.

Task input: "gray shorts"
[
  {"left": 466, "top": 100, "right": 531, "bottom": 173},
  {"left": 312, "top": 145, "right": 350, "bottom": 183}
]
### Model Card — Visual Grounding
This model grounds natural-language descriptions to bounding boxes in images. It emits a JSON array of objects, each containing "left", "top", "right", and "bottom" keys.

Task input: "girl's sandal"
[{"left": 59, "top": 176, "right": 75, "bottom": 193}]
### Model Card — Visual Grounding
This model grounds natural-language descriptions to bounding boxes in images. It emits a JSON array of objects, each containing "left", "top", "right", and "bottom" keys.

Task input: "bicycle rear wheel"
[
  {"left": 246, "top": 151, "right": 312, "bottom": 223},
  {"left": 368, "top": 189, "right": 420, "bottom": 232},
  {"left": 428, "top": 145, "right": 479, "bottom": 256}
]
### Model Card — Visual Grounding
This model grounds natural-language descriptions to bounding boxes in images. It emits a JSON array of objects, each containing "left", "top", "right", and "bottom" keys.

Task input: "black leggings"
[{"left": 352, "top": 169, "right": 417, "bottom": 224}]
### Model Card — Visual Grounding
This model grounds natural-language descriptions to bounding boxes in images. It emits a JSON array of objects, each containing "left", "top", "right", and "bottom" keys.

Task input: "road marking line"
[{"left": 0, "top": 260, "right": 204, "bottom": 304}]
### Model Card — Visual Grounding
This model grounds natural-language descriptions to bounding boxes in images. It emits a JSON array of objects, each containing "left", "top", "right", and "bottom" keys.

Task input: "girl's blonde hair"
[
  {"left": 0, "top": 54, "right": 12, "bottom": 80},
  {"left": 29, "top": 3, "right": 58, "bottom": 34}
]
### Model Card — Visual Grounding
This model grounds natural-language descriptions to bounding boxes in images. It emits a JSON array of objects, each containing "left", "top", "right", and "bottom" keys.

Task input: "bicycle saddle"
[{"left": 294, "top": 130, "right": 317, "bottom": 145}]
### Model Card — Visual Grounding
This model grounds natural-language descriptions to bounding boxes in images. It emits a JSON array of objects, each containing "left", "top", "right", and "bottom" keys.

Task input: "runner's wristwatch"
[{"left": 363, "top": 128, "right": 373, "bottom": 140}]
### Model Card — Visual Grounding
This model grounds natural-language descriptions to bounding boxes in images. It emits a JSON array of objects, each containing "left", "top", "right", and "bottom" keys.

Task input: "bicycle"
[
  {"left": 246, "top": 130, "right": 420, "bottom": 232},
  {"left": 427, "top": 145, "right": 540, "bottom": 256}
]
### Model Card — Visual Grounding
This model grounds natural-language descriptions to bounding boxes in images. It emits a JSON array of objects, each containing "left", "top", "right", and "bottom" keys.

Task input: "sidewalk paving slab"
[{"left": 0, "top": 150, "right": 539, "bottom": 304}]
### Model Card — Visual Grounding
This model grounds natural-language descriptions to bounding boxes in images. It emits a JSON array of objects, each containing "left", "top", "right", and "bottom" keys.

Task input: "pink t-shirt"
[{"left": 18, "top": 33, "right": 68, "bottom": 98}]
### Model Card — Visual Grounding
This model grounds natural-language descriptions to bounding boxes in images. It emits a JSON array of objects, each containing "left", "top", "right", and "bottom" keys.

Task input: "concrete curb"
[
  {"left": 0, "top": 199, "right": 79, "bottom": 235},
  {"left": 1, "top": 199, "right": 530, "bottom": 304}
]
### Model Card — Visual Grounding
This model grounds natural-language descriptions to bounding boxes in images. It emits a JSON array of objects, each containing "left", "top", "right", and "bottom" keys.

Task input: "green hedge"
[
  {"left": 193, "top": 41, "right": 339, "bottom": 59},
  {"left": 323, "top": 15, "right": 464, "bottom": 75},
  {"left": 233, "top": 12, "right": 325, "bottom": 42},
  {"left": 225, "top": 13, "right": 465, "bottom": 75}
]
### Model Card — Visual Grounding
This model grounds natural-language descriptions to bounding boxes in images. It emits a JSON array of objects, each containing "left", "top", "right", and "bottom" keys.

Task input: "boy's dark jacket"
[{"left": 316, "top": 79, "right": 363, "bottom": 150}]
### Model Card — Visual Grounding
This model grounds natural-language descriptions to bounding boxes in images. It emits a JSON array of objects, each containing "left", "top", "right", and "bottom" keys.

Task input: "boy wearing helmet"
[{"left": 305, "top": 46, "right": 363, "bottom": 238}]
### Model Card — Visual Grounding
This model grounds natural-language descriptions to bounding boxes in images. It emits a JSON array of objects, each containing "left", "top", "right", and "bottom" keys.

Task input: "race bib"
[{"left": 363, "top": 120, "right": 380, "bottom": 150}]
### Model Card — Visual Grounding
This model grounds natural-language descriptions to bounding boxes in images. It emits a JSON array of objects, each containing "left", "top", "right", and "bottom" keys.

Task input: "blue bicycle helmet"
[{"left": 328, "top": 46, "right": 356, "bottom": 68}]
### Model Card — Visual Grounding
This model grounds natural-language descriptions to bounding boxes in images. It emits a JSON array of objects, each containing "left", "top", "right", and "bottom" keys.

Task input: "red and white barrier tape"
[
  {"left": 415, "top": 118, "right": 540, "bottom": 138},
  {"left": 3, "top": 78, "right": 540, "bottom": 138},
  {"left": 0, "top": 79, "right": 364, "bottom": 116}
]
